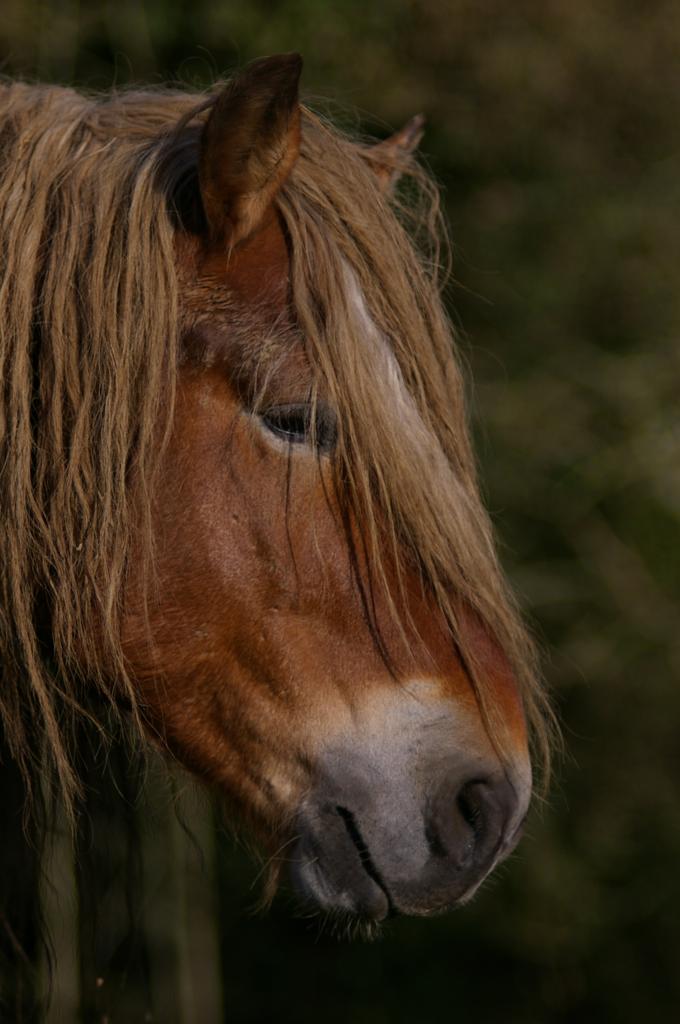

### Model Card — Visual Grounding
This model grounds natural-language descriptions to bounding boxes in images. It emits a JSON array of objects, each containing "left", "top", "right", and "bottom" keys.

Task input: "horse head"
[
  {"left": 119, "top": 55, "right": 542, "bottom": 921},
  {"left": 0, "top": 56, "right": 551, "bottom": 925}
]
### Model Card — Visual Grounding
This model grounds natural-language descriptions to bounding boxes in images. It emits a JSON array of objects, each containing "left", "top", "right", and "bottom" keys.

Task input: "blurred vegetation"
[{"left": 2, "top": 2, "right": 679, "bottom": 1021}]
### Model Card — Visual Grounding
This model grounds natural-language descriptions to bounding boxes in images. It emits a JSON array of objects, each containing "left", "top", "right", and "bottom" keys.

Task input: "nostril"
[
  {"left": 425, "top": 775, "right": 517, "bottom": 873},
  {"left": 457, "top": 780, "right": 486, "bottom": 844},
  {"left": 424, "top": 778, "right": 486, "bottom": 865},
  {"left": 425, "top": 780, "right": 484, "bottom": 860}
]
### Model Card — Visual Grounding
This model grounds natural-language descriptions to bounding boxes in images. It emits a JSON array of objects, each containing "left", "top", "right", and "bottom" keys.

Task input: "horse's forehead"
[
  {"left": 177, "top": 211, "right": 310, "bottom": 393},
  {"left": 190, "top": 207, "right": 291, "bottom": 313}
]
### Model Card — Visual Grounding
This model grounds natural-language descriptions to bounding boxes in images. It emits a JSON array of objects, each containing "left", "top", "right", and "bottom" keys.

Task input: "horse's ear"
[
  {"left": 366, "top": 114, "right": 425, "bottom": 193},
  {"left": 199, "top": 53, "right": 303, "bottom": 247}
]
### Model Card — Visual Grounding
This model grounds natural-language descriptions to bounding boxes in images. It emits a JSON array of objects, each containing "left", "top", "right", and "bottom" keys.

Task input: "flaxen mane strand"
[
  {"left": 0, "top": 83, "right": 185, "bottom": 811},
  {"left": 278, "top": 112, "right": 554, "bottom": 783},
  {"left": 0, "top": 80, "right": 553, "bottom": 820}
]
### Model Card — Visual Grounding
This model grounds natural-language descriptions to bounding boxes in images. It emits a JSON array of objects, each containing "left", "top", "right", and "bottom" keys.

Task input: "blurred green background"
[{"left": 4, "top": 1, "right": 679, "bottom": 1021}]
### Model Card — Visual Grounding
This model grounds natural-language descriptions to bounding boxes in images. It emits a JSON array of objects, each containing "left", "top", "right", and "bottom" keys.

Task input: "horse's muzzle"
[{"left": 290, "top": 766, "right": 527, "bottom": 921}]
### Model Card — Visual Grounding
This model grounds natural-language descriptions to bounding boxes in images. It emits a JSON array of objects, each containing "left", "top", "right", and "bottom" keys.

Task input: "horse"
[{"left": 0, "top": 52, "right": 552, "bottom": 1015}]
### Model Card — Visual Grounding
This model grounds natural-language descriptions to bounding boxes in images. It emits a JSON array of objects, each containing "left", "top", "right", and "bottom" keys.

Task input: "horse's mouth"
[
  {"left": 334, "top": 805, "right": 396, "bottom": 917},
  {"left": 290, "top": 808, "right": 393, "bottom": 922}
]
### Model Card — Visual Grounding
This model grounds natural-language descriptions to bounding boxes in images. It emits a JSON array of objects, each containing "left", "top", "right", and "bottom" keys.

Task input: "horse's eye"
[{"left": 260, "top": 403, "right": 337, "bottom": 452}]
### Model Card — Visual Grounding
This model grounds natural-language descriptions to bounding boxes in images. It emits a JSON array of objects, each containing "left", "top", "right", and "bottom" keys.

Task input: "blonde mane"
[{"left": 0, "top": 79, "right": 553, "bottom": 817}]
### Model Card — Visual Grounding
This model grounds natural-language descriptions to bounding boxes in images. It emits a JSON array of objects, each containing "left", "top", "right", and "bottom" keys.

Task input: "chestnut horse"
[{"left": 0, "top": 52, "right": 551, "bottom": 1005}]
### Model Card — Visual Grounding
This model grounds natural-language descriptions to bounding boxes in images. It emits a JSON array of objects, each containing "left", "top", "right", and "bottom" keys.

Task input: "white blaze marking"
[{"left": 342, "top": 263, "right": 459, "bottom": 487}]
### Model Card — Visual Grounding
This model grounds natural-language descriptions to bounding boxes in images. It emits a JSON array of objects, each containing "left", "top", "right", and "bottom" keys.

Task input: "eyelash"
[{"left": 259, "top": 403, "right": 337, "bottom": 452}]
